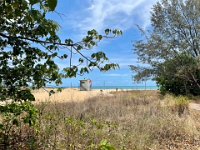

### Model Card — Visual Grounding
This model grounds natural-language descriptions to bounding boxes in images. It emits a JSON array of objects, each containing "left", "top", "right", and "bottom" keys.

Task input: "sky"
[{"left": 48, "top": 0, "right": 158, "bottom": 87}]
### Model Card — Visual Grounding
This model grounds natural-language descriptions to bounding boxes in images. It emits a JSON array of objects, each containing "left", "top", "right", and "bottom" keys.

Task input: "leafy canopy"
[
  {"left": 0, "top": 0, "right": 122, "bottom": 127},
  {"left": 131, "top": 0, "right": 200, "bottom": 95}
]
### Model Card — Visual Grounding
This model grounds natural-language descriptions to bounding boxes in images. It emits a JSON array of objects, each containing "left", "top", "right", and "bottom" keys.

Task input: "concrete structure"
[{"left": 80, "top": 80, "right": 92, "bottom": 91}]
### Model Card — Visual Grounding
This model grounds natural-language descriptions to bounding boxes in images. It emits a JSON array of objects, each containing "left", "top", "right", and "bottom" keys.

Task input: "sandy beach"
[{"left": 32, "top": 88, "right": 114, "bottom": 103}]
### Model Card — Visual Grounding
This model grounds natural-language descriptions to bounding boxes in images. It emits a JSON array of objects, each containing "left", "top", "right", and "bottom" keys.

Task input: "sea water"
[
  {"left": 49, "top": 86, "right": 158, "bottom": 90},
  {"left": 91, "top": 86, "right": 158, "bottom": 90}
]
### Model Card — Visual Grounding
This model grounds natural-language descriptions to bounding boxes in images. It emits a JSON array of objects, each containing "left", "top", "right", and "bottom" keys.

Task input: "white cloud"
[
  {"left": 103, "top": 73, "right": 130, "bottom": 77},
  {"left": 67, "top": 0, "right": 156, "bottom": 34},
  {"left": 110, "top": 58, "right": 139, "bottom": 68}
]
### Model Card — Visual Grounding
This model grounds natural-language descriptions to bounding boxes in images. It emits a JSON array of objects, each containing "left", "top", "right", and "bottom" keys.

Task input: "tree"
[
  {"left": 131, "top": 0, "right": 200, "bottom": 95},
  {"left": 0, "top": 0, "right": 122, "bottom": 138}
]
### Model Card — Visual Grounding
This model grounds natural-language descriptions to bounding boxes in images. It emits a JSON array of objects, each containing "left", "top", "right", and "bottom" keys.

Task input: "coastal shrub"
[
  {"left": 132, "top": 0, "right": 200, "bottom": 96},
  {"left": 174, "top": 96, "right": 190, "bottom": 116},
  {"left": 156, "top": 54, "right": 200, "bottom": 96},
  {"left": 1, "top": 91, "right": 199, "bottom": 149},
  {"left": 0, "top": 102, "right": 38, "bottom": 149}
]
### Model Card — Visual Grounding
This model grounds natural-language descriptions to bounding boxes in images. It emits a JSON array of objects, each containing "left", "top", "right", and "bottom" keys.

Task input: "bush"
[
  {"left": 156, "top": 54, "right": 200, "bottom": 96},
  {"left": 174, "top": 96, "right": 190, "bottom": 116}
]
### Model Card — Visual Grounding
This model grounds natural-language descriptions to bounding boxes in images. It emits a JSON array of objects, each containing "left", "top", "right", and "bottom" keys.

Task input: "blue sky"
[{"left": 48, "top": 0, "right": 157, "bottom": 87}]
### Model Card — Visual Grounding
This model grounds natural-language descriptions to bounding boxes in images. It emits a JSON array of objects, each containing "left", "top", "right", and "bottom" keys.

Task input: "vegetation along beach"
[{"left": 1, "top": 0, "right": 200, "bottom": 149}]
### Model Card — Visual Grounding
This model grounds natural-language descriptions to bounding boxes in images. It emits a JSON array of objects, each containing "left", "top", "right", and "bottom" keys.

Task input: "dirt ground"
[{"left": 189, "top": 103, "right": 200, "bottom": 111}]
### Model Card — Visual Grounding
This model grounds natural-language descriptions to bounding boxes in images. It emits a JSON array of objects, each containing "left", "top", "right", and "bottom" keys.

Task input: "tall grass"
[{"left": 1, "top": 90, "right": 200, "bottom": 149}]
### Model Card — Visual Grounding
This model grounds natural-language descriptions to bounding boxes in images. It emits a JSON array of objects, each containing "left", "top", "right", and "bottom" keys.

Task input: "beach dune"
[{"left": 32, "top": 88, "right": 113, "bottom": 103}]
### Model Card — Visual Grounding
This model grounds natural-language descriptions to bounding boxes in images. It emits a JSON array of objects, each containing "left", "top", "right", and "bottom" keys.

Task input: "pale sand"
[{"left": 32, "top": 88, "right": 115, "bottom": 103}]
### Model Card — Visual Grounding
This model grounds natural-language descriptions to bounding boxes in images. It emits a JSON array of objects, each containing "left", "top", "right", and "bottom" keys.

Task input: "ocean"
[
  {"left": 91, "top": 86, "right": 158, "bottom": 90},
  {"left": 49, "top": 86, "right": 158, "bottom": 90}
]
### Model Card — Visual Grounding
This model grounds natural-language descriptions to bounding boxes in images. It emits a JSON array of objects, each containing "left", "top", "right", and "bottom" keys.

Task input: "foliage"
[
  {"left": 131, "top": 0, "right": 200, "bottom": 95},
  {"left": 174, "top": 96, "right": 190, "bottom": 116},
  {"left": 156, "top": 54, "right": 200, "bottom": 95},
  {"left": 0, "top": 0, "right": 122, "bottom": 146},
  {"left": 98, "top": 140, "right": 115, "bottom": 150}
]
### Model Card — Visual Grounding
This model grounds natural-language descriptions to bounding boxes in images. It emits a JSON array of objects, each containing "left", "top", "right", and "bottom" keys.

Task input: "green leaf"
[
  {"left": 77, "top": 45, "right": 83, "bottom": 50},
  {"left": 29, "top": 0, "right": 39, "bottom": 5},
  {"left": 99, "top": 140, "right": 115, "bottom": 150},
  {"left": 49, "top": 90, "right": 55, "bottom": 96},
  {"left": 13, "top": 118, "right": 19, "bottom": 126},
  {"left": 0, "top": 124, "right": 3, "bottom": 129},
  {"left": 98, "top": 35, "right": 103, "bottom": 40},
  {"left": 105, "top": 29, "right": 110, "bottom": 35},
  {"left": 47, "top": 0, "right": 57, "bottom": 11},
  {"left": 57, "top": 88, "right": 62, "bottom": 92},
  {"left": 79, "top": 58, "right": 84, "bottom": 63},
  {"left": 63, "top": 54, "right": 68, "bottom": 59}
]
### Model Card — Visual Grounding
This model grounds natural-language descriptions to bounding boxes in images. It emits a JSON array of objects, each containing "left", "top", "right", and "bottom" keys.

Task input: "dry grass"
[
  {"left": 32, "top": 88, "right": 113, "bottom": 103},
  {"left": 1, "top": 90, "right": 200, "bottom": 149},
  {"left": 34, "top": 90, "right": 200, "bottom": 150}
]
